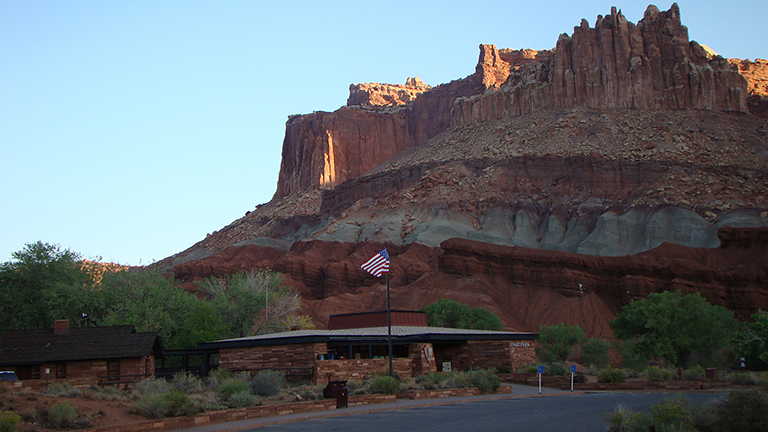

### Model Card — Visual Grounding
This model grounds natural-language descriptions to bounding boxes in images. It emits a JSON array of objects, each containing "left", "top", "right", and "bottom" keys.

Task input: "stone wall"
[
  {"left": 436, "top": 340, "right": 536, "bottom": 372},
  {"left": 219, "top": 343, "right": 326, "bottom": 372},
  {"left": 315, "top": 358, "right": 412, "bottom": 384}
]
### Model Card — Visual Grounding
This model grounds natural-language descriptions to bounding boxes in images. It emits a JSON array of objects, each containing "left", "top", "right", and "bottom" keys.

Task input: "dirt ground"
[{"left": 0, "top": 383, "right": 147, "bottom": 432}]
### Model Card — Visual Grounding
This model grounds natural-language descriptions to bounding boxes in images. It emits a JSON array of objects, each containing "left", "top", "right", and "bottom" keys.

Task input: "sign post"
[
  {"left": 570, "top": 365, "right": 576, "bottom": 392},
  {"left": 537, "top": 365, "right": 543, "bottom": 394}
]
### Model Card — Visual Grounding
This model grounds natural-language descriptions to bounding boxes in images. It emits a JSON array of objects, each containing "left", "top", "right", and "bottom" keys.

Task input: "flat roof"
[{"left": 197, "top": 326, "right": 538, "bottom": 350}]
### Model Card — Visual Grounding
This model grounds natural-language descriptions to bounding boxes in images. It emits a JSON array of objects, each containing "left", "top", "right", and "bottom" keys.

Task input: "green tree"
[
  {"left": 734, "top": 309, "right": 768, "bottom": 369},
  {"left": 536, "top": 323, "right": 586, "bottom": 363},
  {"left": 201, "top": 270, "right": 298, "bottom": 338},
  {"left": 609, "top": 290, "right": 738, "bottom": 368},
  {"left": 581, "top": 337, "right": 611, "bottom": 368},
  {"left": 424, "top": 298, "right": 502, "bottom": 331},
  {"left": 97, "top": 269, "right": 224, "bottom": 349},
  {"left": 0, "top": 242, "right": 96, "bottom": 332}
]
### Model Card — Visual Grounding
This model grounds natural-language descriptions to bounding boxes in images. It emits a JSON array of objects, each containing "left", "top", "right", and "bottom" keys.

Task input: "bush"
[
  {"left": 547, "top": 362, "right": 567, "bottom": 376},
  {"left": 369, "top": 375, "right": 400, "bottom": 394},
  {"left": 598, "top": 367, "right": 627, "bottom": 384},
  {"left": 43, "top": 383, "right": 72, "bottom": 397},
  {"left": 0, "top": 411, "right": 21, "bottom": 432},
  {"left": 47, "top": 402, "right": 78, "bottom": 429},
  {"left": 682, "top": 365, "right": 705, "bottom": 381},
  {"left": 218, "top": 379, "right": 250, "bottom": 400},
  {"left": 162, "top": 390, "right": 199, "bottom": 417},
  {"left": 496, "top": 365, "right": 512, "bottom": 374},
  {"left": 650, "top": 396, "right": 695, "bottom": 432},
  {"left": 249, "top": 370, "right": 285, "bottom": 397},
  {"left": 713, "top": 389, "right": 768, "bottom": 432},
  {"left": 645, "top": 366, "right": 672, "bottom": 382},
  {"left": 225, "top": 390, "right": 260, "bottom": 409},
  {"left": 172, "top": 372, "right": 204, "bottom": 394},
  {"left": 134, "top": 378, "right": 173, "bottom": 396},
  {"left": 133, "top": 394, "right": 169, "bottom": 419},
  {"left": 604, "top": 404, "right": 651, "bottom": 432},
  {"left": 725, "top": 372, "right": 760, "bottom": 386},
  {"left": 466, "top": 369, "right": 501, "bottom": 393}
]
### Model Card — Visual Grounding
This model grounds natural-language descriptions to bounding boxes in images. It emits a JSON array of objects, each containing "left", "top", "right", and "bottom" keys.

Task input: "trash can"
[{"left": 323, "top": 380, "right": 348, "bottom": 408}]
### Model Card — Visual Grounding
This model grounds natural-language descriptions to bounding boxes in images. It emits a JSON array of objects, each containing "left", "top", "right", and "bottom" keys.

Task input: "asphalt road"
[{"left": 251, "top": 391, "right": 726, "bottom": 432}]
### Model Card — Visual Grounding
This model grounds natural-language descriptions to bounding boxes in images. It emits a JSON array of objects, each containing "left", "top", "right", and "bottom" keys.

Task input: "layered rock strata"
[
  {"left": 452, "top": 4, "right": 747, "bottom": 126},
  {"left": 174, "top": 227, "right": 768, "bottom": 337}
]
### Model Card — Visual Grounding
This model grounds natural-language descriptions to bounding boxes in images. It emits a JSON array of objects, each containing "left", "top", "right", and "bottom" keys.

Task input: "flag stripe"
[{"left": 361, "top": 249, "right": 390, "bottom": 278}]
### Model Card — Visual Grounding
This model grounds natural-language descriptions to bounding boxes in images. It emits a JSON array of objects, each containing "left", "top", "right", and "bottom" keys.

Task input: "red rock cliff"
[
  {"left": 452, "top": 4, "right": 748, "bottom": 125},
  {"left": 274, "top": 45, "right": 514, "bottom": 199}
]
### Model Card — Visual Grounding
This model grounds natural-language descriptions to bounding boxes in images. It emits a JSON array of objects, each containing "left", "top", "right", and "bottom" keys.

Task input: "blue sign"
[
  {"left": 571, "top": 365, "right": 576, "bottom": 373},
  {"left": 537, "top": 366, "right": 544, "bottom": 374}
]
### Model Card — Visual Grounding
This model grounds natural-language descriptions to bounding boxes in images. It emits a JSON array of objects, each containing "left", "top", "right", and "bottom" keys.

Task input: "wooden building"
[{"left": 0, "top": 320, "right": 161, "bottom": 384}]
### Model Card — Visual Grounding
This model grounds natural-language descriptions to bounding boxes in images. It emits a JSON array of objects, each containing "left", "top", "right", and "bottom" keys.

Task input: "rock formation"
[
  {"left": 174, "top": 227, "right": 768, "bottom": 336},
  {"left": 452, "top": 5, "right": 747, "bottom": 125},
  {"left": 162, "top": 4, "right": 768, "bottom": 337}
]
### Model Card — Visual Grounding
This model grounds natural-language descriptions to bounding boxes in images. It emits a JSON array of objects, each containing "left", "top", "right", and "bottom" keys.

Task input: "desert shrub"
[
  {"left": 0, "top": 411, "right": 21, "bottom": 432},
  {"left": 218, "top": 379, "right": 250, "bottom": 400},
  {"left": 522, "top": 364, "right": 540, "bottom": 374},
  {"left": 65, "top": 388, "right": 83, "bottom": 398},
  {"left": 43, "top": 383, "right": 72, "bottom": 398},
  {"left": 226, "top": 390, "right": 260, "bottom": 409},
  {"left": 645, "top": 366, "right": 672, "bottom": 382},
  {"left": 369, "top": 375, "right": 400, "bottom": 394},
  {"left": 546, "top": 362, "right": 568, "bottom": 376},
  {"left": 133, "top": 394, "right": 169, "bottom": 419},
  {"left": 496, "top": 364, "right": 512, "bottom": 374},
  {"left": 689, "top": 400, "right": 719, "bottom": 432},
  {"left": 466, "top": 369, "right": 501, "bottom": 393},
  {"left": 162, "top": 390, "right": 199, "bottom": 417},
  {"left": 346, "top": 380, "right": 372, "bottom": 396},
  {"left": 47, "top": 402, "right": 78, "bottom": 429},
  {"left": 604, "top": 405, "right": 651, "bottom": 432},
  {"left": 682, "top": 365, "right": 705, "bottom": 381},
  {"left": 249, "top": 370, "right": 285, "bottom": 397},
  {"left": 443, "top": 372, "right": 470, "bottom": 389},
  {"left": 713, "top": 389, "right": 768, "bottom": 432},
  {"left": 650, "top": 396, "right": 695, "bottom": 432},
  {"left": 134, "top": 377, "right": 173, "bottom": 396},
  {"left": 598, "top": 367, "right": 627, "bottom": 384},
  {"left": 172, "top": 372, "right": 204, "bottom": 394},
  {"left": 725, "top": 372, "right": 759, "bottom": 386}
]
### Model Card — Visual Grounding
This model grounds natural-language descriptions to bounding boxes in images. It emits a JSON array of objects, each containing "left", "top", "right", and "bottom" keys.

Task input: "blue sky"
[{"left": 2, "top": 1, "right": 766, "bottom": 266}]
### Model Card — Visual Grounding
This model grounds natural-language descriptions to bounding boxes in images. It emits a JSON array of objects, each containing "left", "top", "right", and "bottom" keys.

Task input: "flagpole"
[{"left": 386, "top": 271, "right": 393, "bottom": 377}]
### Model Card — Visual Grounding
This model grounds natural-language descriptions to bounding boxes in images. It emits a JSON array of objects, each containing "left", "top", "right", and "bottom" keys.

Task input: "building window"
[
  {"left": 107, "top": 360, "right": 120, "bottom": 381},
  {"left": 56, "top": 362, "right": 66, "bottom": 379}
]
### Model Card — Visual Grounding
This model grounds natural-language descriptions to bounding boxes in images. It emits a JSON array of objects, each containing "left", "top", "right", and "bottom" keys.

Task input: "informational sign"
[
  {"left": 537, "top": 366, "right": 544, "bottom": 374},
  {"left": 571, "top": 365, "right": 576, "bottom": 373}
]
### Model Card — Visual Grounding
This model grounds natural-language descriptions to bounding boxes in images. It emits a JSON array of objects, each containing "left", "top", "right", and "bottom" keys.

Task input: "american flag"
[{"left": 361, "top": 248, "right": 390, "bottom": 278}]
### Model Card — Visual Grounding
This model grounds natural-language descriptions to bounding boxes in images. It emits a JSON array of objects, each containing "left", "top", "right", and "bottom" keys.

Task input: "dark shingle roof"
[{"left": 0, "top": 325, "right": 161, "bottom": 365}]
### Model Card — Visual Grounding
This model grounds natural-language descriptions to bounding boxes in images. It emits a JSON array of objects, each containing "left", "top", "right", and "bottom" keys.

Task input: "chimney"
[{"left": 53, "top": 320, "right": 69, "bottom": 335}]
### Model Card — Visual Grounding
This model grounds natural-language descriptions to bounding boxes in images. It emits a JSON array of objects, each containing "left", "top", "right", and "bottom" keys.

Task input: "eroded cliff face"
[
  {"left": 452, "top": 4, "right": 747, "bottom": 126},
  {"left": 274, "top": 44, "right": 513, "bottom": 198},
  {"left": 173, "top": 227, "right": 768, "bottom": 336}
]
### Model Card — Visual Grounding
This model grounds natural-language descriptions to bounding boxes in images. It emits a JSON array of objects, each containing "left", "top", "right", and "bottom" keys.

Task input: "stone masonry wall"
[
  {"left": 219, "top": 343, "right": 326, "bottom": 372},
  {"left": 314, "top": 358, "right": 412, "bottom": 384},
  {"left": 437, "top": 340, "right": 536, "bottom": 371}
]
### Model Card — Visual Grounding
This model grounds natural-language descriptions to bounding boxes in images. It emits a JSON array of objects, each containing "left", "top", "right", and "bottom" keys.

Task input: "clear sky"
[{"left": 2, "top": 1, "right": 766, "bottom": 266}]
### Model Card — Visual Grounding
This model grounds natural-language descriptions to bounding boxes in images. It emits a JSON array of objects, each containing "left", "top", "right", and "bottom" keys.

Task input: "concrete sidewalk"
[{"left": 174, "top": 384, "right": 574, "bottom": 432}]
